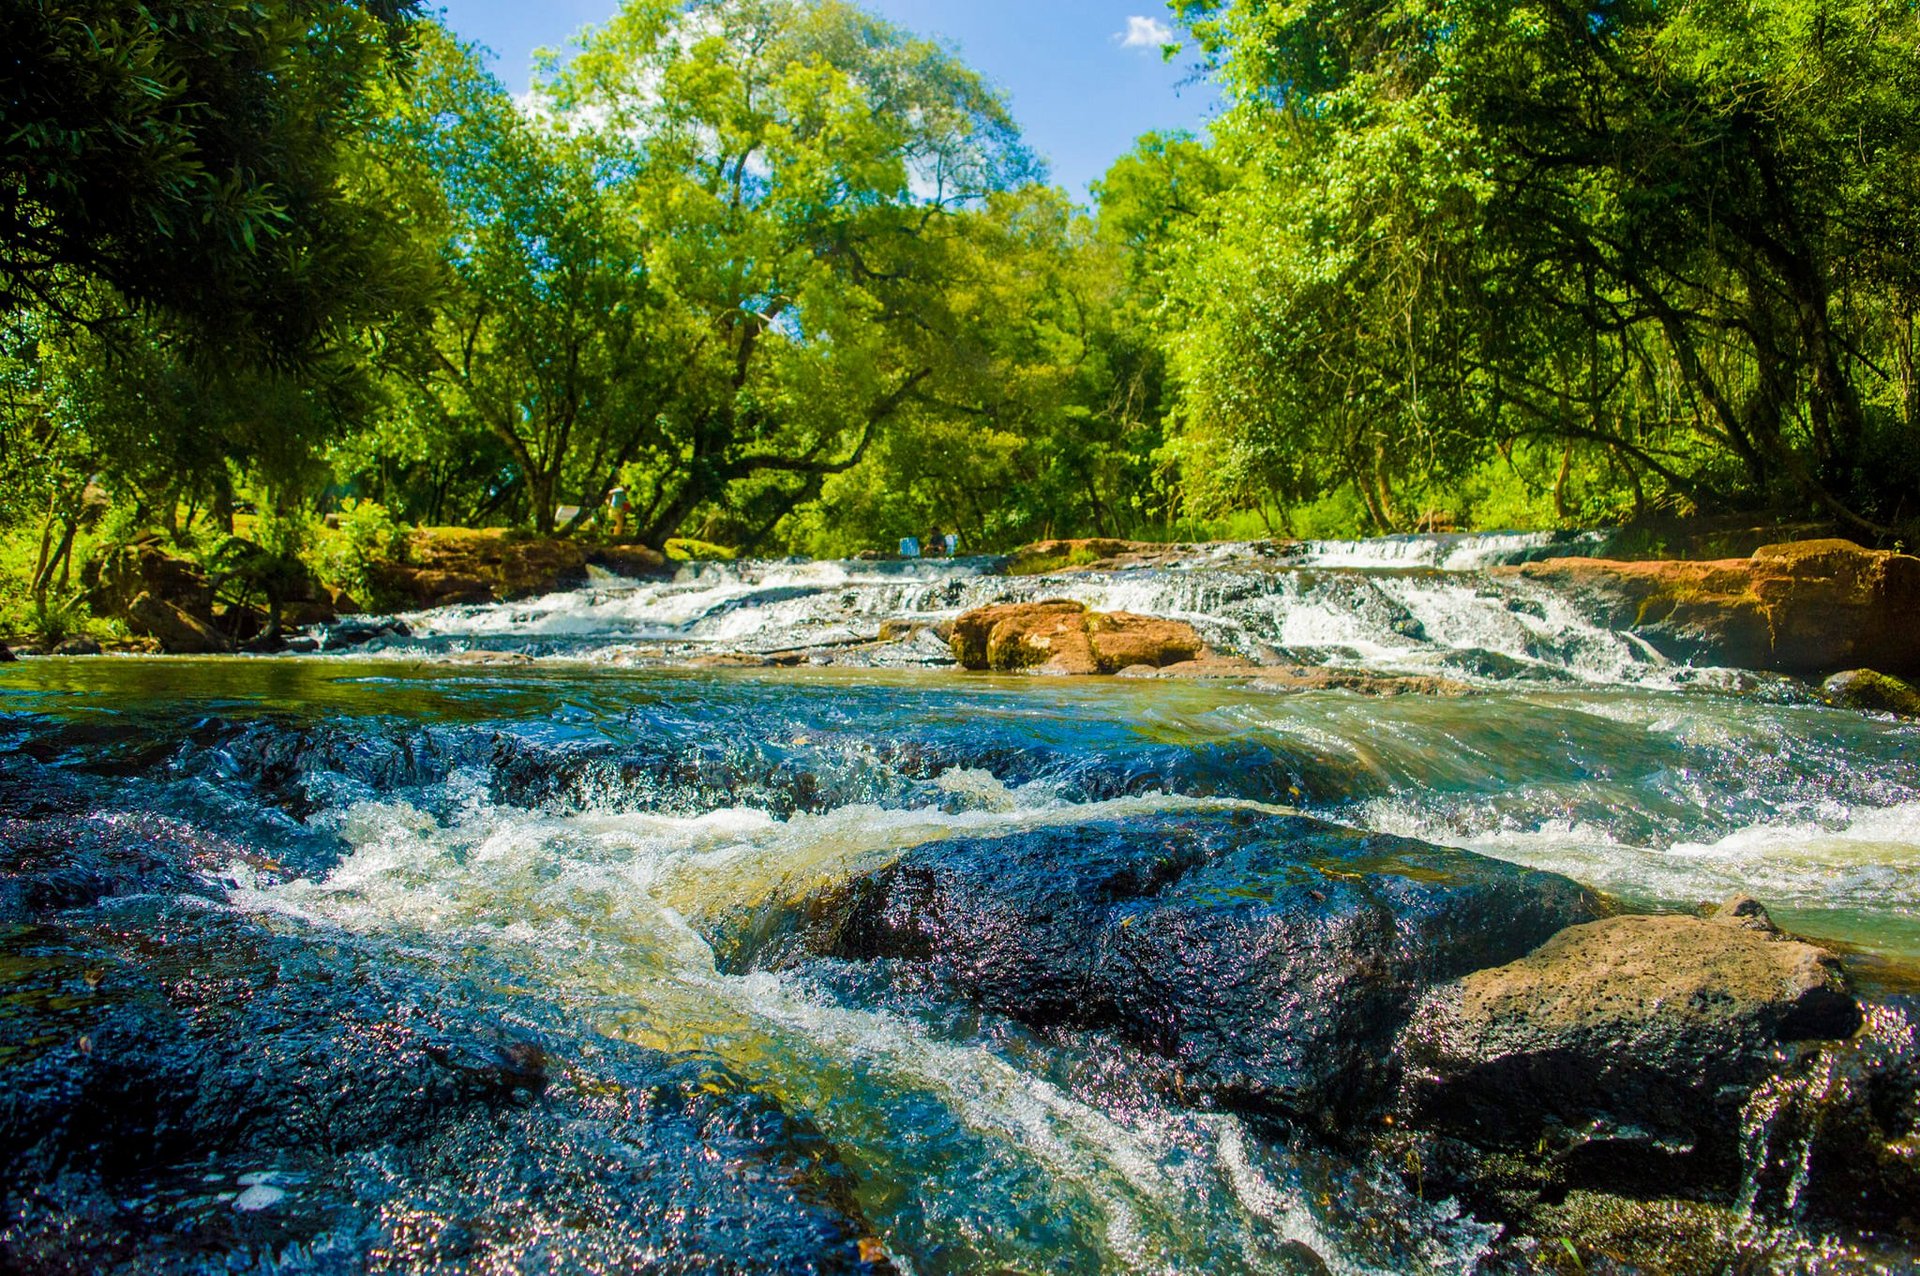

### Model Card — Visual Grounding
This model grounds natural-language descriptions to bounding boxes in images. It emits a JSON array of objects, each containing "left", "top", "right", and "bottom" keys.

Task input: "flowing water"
[{"left": 3, "top": 532, "right": 1917, "bottom": 1272}]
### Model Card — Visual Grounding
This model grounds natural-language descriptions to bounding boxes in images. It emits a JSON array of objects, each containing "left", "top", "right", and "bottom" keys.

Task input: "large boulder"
[
  {"left": 83, "top": 537, "right": 216, "bottom": 620},
  {"left": 589, "top": 542, "right": 674, "bottom": 579},
  {"left": 0, "top": 642, "right": 15, "bottom": 663},
  {"left": 83, "top": 538, "right": 233, "bottom": 652},
  {"left": 949, "top": 600, "right": 1084, "bottom": 669},
  {"left": 721, "top": 808, "right": 1601, "bottom": 1124},
  {"left": 371, "top": 528, "right": 592, "bottom": 609},
  {"left": 1513, "top": 538, "right": 1920, "bottom": 677},
  {"left": 126, "top": 591, "right": 231, "bottom": 654},
  {"left": 950, "top": 601, "right": 1206, "bottom": 675},
  {"left": 1396, "top": 898, "right": 1862, "bottom": 1164}
]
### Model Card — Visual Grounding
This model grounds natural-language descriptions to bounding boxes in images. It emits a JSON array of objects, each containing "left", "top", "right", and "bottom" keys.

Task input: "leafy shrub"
[{"left": 317, "top": 500, "right": 404, "bottom": 600}]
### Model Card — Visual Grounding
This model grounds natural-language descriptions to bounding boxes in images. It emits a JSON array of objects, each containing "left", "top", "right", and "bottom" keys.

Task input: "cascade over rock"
[
  {"left": 1512, "top": 538, "right": 1920, "bottom": 677},
  {"left": 0, "top": 808, "right": 894, "bottom": 1276}
]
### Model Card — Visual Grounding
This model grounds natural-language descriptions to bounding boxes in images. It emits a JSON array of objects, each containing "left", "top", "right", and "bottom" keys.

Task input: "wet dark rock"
[
  {"left": 1761, "top": 996, "right": 1920, "bottom": 1237},
  {"left": 0, "top": 641, "right": 14, "bottom": 662},
  {"left": 724, "top": 808, "right": 1600, "bottom": 1125},
  {"left": 314, "top": 615, "right": 414, "bottom": 649},
  {"left": 0, "top": 902, "right": 895, "bottom": 1275},
  {"left": 1394, "top": 898, "right": 1862, "bottom": 1189},
  {"left": 1823, "top": 668, "right": 1920, "bottom": 717},
  {"left": 47, "top": 635, "right": 102, "bottom": 656},
  {"left": 0, "top": 812, "right": 229, "bottom": 918}
]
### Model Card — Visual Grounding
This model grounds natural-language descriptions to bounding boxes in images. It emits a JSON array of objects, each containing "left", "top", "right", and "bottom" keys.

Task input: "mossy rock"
[
  {"left": 1823, "top": 668, "right": 1920, "bottom": 717},
  {"left": 664, "top": 538, "right": 737, "bottom": 563}
]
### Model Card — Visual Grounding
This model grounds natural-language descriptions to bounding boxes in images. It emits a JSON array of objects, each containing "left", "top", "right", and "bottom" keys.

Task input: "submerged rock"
[
  {"left": 1823, "top": 668, "right": 1920, "bottom": 717},
  {"left": 724, "top": 807, "right": 1600, "bottom": 1123},
  {"left": 1120, "top": 657, "right": 1475, "bottom": 697},
  {"left": 949, "top": 601, "right": 1206, "bottom": 675},
  {"left": 1515, "top": 538, "right": 1920, "bottom": 678}
]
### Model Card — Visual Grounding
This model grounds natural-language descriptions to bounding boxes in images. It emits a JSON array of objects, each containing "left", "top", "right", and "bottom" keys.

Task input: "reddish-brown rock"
[
  {"left": 1512, "top": 538, "right": 1920, "bottom": 677},
  {"left": 949, "top": 601, "right": 1086, "bottom": 670},
  {"left": 1085, "top": 612, "right": 1205, "bottom": 670},
  {"left": 950, "top": 602, "right": 1208, "bottom": 675}
]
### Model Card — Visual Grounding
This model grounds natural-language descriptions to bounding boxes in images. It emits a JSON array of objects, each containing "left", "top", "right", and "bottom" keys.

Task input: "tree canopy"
[{"left": 6, "top": 0, "right": 1920, "bottom": 640}]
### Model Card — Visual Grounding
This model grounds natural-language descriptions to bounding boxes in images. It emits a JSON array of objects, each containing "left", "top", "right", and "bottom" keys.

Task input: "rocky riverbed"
[{"left": 4, "top": 532, "right": 1919, "bottom": 1272}]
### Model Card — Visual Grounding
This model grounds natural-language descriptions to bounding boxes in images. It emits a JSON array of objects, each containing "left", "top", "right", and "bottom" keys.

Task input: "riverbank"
[{"left": 25, "top": 531, "right": 1915, "bottom": 697}]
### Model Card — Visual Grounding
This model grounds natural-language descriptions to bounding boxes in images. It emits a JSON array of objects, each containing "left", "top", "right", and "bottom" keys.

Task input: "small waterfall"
[
  {"left": 348, "top": 530, "right": 1696, "bottom": 688},
  {"left": 1736, "top": 1057, "right": 1847, "bottom": 1226}
]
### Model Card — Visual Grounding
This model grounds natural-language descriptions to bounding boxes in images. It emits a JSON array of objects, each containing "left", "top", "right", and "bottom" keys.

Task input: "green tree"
[
  {"left": 359, "top": 27, "right": 681, "bottom": 535},
  {"left": 547, "top": 0, "right": 1037, "bottom": 549},
  {"left": 1, "top": 0, "right": 424, "bottom": 358},
  {"left": 1168, "top": 0, "right": 1920, "bottom": 538}
]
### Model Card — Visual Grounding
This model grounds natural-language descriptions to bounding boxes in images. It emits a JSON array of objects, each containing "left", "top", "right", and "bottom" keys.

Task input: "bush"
[{"left": 316, "top": 500, "right": 404, "bottom": 600}]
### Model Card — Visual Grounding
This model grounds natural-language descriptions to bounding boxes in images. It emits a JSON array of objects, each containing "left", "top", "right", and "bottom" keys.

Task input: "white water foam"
[
  {"left": 353, "top": 530, "right": 1682, "bottom": 688},
  {"left": 1356, "top": 797, "right": 1920, "bottom": 948},
  {"left": 234, "top": 783, "right": 1503, "bottom": 1273}
]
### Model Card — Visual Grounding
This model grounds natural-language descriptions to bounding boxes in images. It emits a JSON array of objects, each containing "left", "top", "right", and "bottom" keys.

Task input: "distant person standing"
[
  {"left": 925, "top": 526, "right": 945, "bottom": 557},
  {"left": 607, "top": 486, "right": 630, "bottom": 538}
]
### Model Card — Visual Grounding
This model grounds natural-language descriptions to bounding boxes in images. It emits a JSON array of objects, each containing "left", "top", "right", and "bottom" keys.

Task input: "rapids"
[{"left": 3, "top": 531, "right": 1917, "bottom": 1272}]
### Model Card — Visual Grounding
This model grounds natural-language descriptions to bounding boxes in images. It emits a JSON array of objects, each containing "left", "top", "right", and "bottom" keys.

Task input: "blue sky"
[{"left": 432, "top": 1, "right": 1217, "bottom": 201}]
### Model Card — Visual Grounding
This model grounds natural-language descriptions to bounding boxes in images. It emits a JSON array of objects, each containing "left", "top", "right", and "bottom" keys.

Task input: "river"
[{"left": 3, "top": 533, "right": 1915, "bottom": 1273}]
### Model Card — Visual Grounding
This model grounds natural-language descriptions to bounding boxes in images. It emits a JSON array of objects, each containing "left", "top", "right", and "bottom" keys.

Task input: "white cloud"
[{"left": 1116, "top": 15, "right": 1174, "bottom": 50}]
